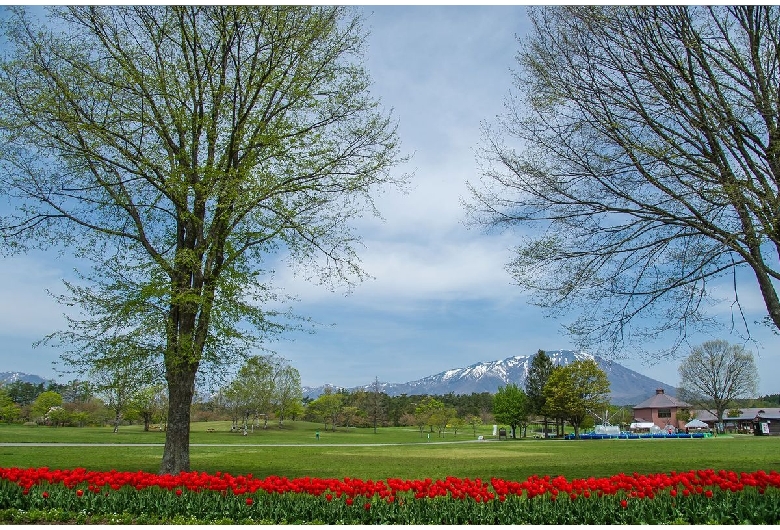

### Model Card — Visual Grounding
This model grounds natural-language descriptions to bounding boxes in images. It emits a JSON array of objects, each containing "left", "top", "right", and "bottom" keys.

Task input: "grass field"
[{"left": 1, "top": 421, "right": 778, "bottom": 482}]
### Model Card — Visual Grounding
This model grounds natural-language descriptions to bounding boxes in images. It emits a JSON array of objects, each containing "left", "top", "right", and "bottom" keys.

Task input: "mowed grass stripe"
[{"left": 0, "top": 422, "right": 777, "bottom": 481}]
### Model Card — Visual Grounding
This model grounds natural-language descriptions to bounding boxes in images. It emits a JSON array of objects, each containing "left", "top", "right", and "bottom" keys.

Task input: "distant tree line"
[
  {"left": 0, "top": 352, "right": 609, "bottom": 438},
  {"left": 5, "top": 345, "right": 762, "bottom": 437},
  {"left": 0, "top": 379, "right": 167, "bottom": 429},
  {"left": 301, "top": 386, "right": 495, "bottom": 432}
]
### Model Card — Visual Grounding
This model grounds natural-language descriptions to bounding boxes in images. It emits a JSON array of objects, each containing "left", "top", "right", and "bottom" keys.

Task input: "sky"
[{"left": 0, "top": 6, "right": 778, "bottom": 396}]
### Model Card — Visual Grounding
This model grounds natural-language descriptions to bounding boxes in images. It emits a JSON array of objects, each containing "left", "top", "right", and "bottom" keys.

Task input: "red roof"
[{"left": 633, "top": 389, "right": 690, "bottom": 410}]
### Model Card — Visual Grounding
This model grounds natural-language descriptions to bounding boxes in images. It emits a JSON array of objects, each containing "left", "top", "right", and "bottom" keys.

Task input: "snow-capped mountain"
[
  {"left": 0, "top": 372, "right": 51, "bottom": 386},
  {"left": 303, "top": 350, "right": 677, "bottom": 405}
]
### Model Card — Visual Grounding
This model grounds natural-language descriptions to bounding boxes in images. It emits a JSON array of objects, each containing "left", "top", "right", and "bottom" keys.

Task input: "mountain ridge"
[
  {"left": 303, "top": 350, "right": 676, "bottom": 406},
  {"left": 0, "top": 372, "right": 52, "bottom": 386},
  {"left": 3, "top": 351, "right": 677, "bottom": 406}
]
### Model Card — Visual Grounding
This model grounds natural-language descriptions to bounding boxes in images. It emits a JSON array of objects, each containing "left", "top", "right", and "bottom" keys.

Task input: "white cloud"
[{"left": 2, "top": 6, "right": 777, "bottom": 397}]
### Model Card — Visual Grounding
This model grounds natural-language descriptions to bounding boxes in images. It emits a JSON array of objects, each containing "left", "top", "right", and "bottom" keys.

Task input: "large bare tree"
[
  {"left": 677, "top": 339, "right": 758, "bottom": 431},
  {"left": 0, "top": 6, "right": 403, "bottom": 474},
  {"left": 468, "top": 6, "right": 780, "bottom": 358}
]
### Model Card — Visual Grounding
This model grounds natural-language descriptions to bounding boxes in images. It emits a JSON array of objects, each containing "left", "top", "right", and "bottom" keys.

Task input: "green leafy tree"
[
  {"left": 387, "top": 394, "right": 414, "bottom": 427},
  {"left": 543, "top": 359, "right": 610, "bottom": 439},
  {"left": 0, "top": 6, "right": 403, "bottom": 474},
  {"left": 5, "top": 381, "right": 44, "bottom": 406},
  {"left": 273, "top": 363, "right": 302, "bottom": 427},
  {"left": 0, "top": 402, "right": 21, "bottom": 423},
  {"left": 414, "top": 397, "right": 444, "bottom": 436},
  {"left": 64, "top": 398, "right": 106, "bottom": 427},
  {"left": 31, "top": 391, "right": 63, "bottom": 423},
  {"left": 129, "top": 384, "right": 167, "bottom": 432},
  {"left": 0, "top": 388, "right": 21, "bottom": 423},
  {"left": 222, "top": 386, "right": 243, "bottom": 432},
  {"left": 757, "top": 394, "right": 780, "bottom": 406},
  {"left": 677, "top": 340, "right": 758, "bottom": 433},
  {"left": 88, "top": 347, "right": 159, "bottom": 433},
  {"left": 286, "top": 400, "right": 305, "bottom": 422},
  {"left": 340, "top": 406, "right": 361, "bottom": 428},
  {"left": 224, "top": 355, "right": 301, "bottom": 431},
  {"left": 307, "top": 388, "right": 343, "bottom": 432},
  {"left": 431, "top": 405, "right": 457, "bottom": 438},
  {"left": 465, "top": 414, "right": 482, "bottom": 437},
  {"left": 450, "top": 416, "right": 467, "bottom": 436},
  {"left": 469, "top": 6, "right": 780, "bottom": 358},
  {"left": 225, "top": 356, "right": 276, "bottom": 433},
  {"left": 525, "top": 350, "right": 554, "bottom": 438},
  {"left": 60, "top": 380, "right": 93, "bottom": 404},
  {"left": 493, "top": 383, "right": 529, "bottom": 439},
  {"left": 676, "top": 407, "right": 693, "bottom": 426}
]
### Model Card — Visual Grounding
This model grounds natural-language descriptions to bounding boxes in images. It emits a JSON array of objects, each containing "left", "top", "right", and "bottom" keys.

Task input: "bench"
[{"left": 207, "top": 428, "right": 216, "bottom": 433}]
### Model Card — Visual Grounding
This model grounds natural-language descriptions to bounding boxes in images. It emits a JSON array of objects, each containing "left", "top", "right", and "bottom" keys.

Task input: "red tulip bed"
[{"left": 1, "top": 467, "right": 779, "bottom": 524}]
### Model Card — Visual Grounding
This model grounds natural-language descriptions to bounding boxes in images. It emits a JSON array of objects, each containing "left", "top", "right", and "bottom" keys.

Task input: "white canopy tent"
[{"left": 629, "top": 422, "right": 661, "bottom": 433}]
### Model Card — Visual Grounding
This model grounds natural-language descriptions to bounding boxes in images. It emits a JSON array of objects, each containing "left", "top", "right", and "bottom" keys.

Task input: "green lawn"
[{"left": 0, "top": 422, "right": 777, "bottom": 482}]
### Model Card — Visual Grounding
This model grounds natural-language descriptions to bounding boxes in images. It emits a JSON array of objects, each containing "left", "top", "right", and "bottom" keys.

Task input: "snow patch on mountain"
[
  {"left": 303, "top": 350, "right": 676, "bottom": 405},
  {"left": 0, "top": 372, "right": 51, "bottom": 386}
]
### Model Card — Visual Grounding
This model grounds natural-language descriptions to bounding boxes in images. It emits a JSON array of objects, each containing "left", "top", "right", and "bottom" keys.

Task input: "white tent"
[
  {"left": 685, "top": 419, "right": 708, "bottom": 429},
  {"left": 629, "top": 422, "right": 661, "bottom": 433}
]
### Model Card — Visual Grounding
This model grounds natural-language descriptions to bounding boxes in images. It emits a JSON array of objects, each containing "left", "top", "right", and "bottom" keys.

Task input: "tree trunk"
[
  {"left": 716, "top": 406, "right": 727, "bottom": 434},
  {"left": 160, "top": 367, "right": 196, "bottom": 475},
  {"left": 113, "top": 410, "right": 120, "bottom": 433}
]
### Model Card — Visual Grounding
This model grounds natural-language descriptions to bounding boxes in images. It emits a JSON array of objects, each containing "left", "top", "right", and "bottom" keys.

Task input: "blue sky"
[{"left": 1, "top": 6, "right": 778, "bottom": 396}]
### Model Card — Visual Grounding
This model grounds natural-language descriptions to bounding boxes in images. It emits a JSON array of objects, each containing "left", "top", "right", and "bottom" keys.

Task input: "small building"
[
  {"left": 693, "top": 408, "right": 780, "bottom": 435},
  {"left": 632, "top": 389, "right": 691, "bottom": 431}
]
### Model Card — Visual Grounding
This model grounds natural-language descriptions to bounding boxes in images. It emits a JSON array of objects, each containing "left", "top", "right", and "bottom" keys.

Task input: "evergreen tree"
[{"left": 525, "top": 350, "right": 553, "bottom": 437}]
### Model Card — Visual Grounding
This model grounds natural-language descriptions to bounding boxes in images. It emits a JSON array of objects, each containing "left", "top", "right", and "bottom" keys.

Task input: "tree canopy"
[
  {"left": 525, "top": 350, "right": 553, "bottom": 435},
  {"left": 0, "top": 6, "right": 403, "bottom": 474},
  {"left": 223, "top": 355, "right": 301, "bottom": 432},
  {"left": 469, "top": 6, "right": 780, "bottom": 359},
  {"left": 677, "top": 339, "right": 758, "bottom": 430},
  {"left": 493, "top": 383, "right": 529, "bottom": 439},
  {"left": 543, "top": 359, "right": 610, "bottom": 439}
]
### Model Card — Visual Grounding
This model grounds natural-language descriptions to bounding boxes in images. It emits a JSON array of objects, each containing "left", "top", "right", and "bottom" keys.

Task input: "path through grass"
[{"left": 1, "top": 422, "right": 777, "bottom": 481}]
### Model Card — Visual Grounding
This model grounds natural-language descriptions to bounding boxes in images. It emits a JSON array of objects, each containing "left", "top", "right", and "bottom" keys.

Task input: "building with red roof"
[{"left": 632, "top": 388, "right": 692, "bottom": 431}]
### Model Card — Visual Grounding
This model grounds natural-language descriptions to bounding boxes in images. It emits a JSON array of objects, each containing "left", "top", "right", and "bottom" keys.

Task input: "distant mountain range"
[
  {"left": 0, "top": 372, "right": 51, "bottom": 386},
  {"left": 303, "top": 350, "right": 677, "bottom": 406},
  {"left": 3, "top": 350, "right": 677, "bottom": 406}
]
